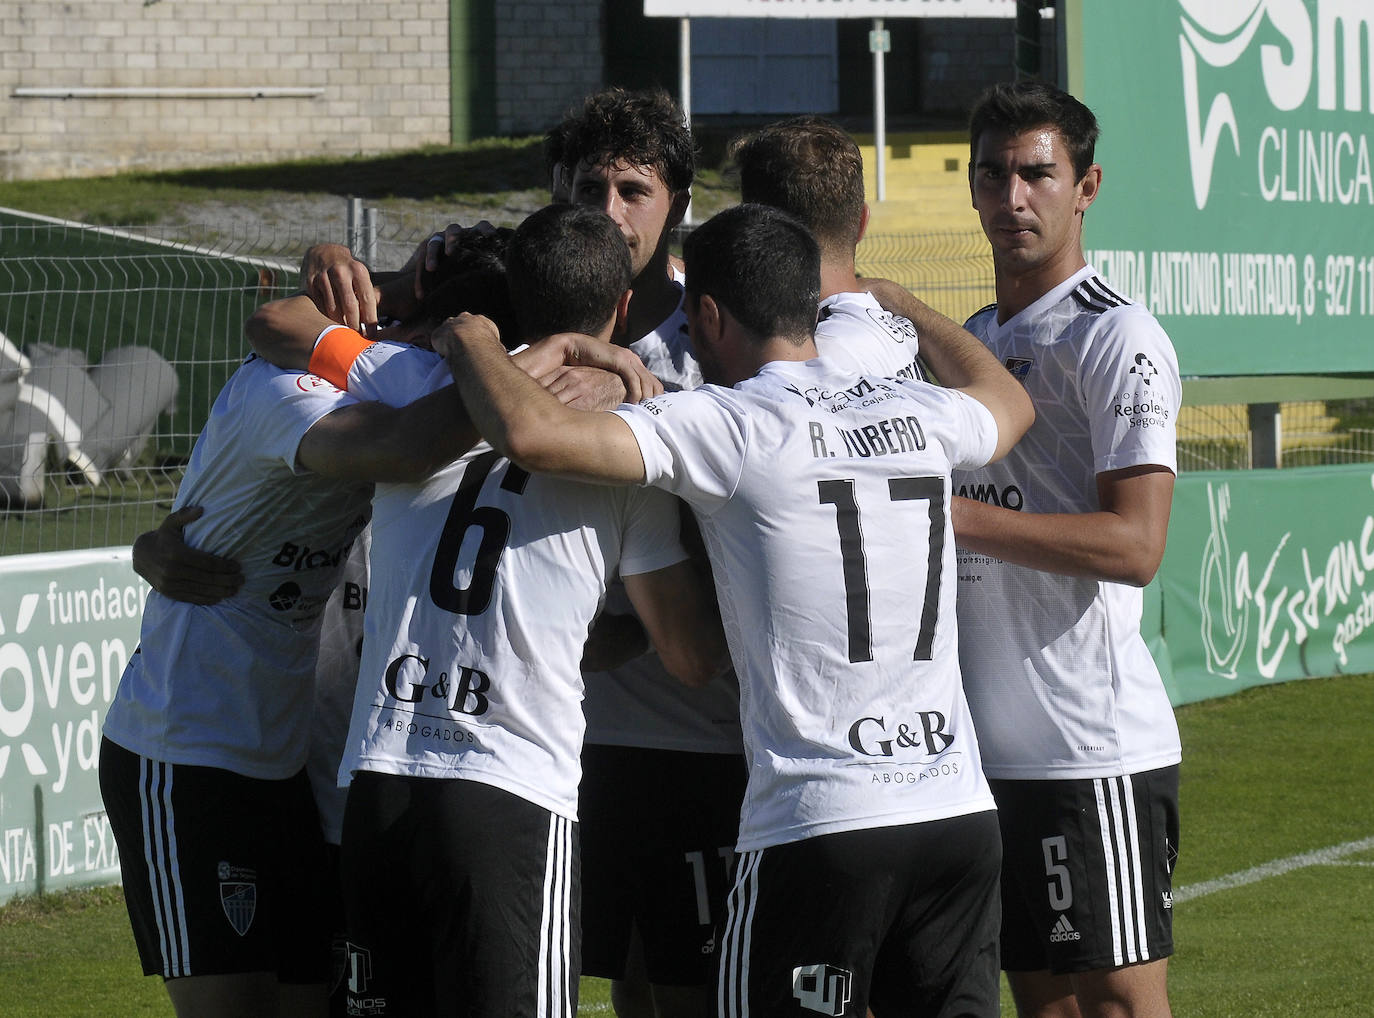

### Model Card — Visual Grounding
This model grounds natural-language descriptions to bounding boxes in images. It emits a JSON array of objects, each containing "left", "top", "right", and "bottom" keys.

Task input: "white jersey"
[
  {"left": 815, "top": 289, "right": 925, "bottom": 383},
  {"left": 583, "top": 269, "right": 743, "bottom": 753},
  {"left": 103, "top": 356, "right": 371, "bottom": 779},
  {"left": 954, "top": 265, "right": 1183, "bottom": 780},
  {"left": 617, "top": 357, "right": 1001, "bottom": 852},
  {"left": 582, "top": 285, "right": 931, "bottom": 754},
  {"left": 626, "top": 267, "right": 700, "bottom": 392},
  {"left": 309, "top": 526, "right": 370, "bottom": 844},
  {"left": 324, "top": 339, "right": 688, "bottom": 820}
]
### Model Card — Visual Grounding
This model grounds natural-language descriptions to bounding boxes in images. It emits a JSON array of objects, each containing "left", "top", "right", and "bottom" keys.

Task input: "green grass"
[
  {"left": 3, "top": 674, "right": 1371, "bottom": 1016},
  {"left": 0, "top": 472, "right": 180, "bottom": 557}
]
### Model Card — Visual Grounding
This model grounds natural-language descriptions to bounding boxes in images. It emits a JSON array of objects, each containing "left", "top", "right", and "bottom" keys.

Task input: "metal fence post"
[
  {"left": 362, "top": 206, "right": 378, "bottom": 269},
  {"left": 346, "top": 196, "right": 363, "bottom": 256},
  {"left": 1248, "top": 402, "right": 1281, "bottom": 468}
]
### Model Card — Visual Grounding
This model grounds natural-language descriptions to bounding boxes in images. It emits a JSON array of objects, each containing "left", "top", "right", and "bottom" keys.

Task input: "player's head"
[
  {"left": 682, "top": 204, "right": 819, "bottom": 382},
  {"left": 557, "top": 88, "right": 694, "bottom": 279},
  {"left": 505, "top": 204, "right": 632, "bottom": 342},
  {"left": 968, "top": 81, "right": 1099, "bottom": 183},
  {"left": 388, "top": 229, "right": 519, "bottom": 348},
  {"left": 967, "top": 81, "right": 1102, "bottom": 285},
  {"left": 729, "top": 115, "right": 867, "bottom": 253},
  {"left": 542, "top": 120, "right": 572, "bottom": 203}
]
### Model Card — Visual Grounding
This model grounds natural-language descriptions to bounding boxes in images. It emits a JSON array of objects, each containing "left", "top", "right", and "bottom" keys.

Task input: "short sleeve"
[
  {"left": 1079, "top": 307, "right": 1181, "bottom": 475},
  {"left": 617, "top": 486, "right": 689, "bottom": 577},
  {"left": 613, "top": 388, "right": 750, "bottom": 515},
  {"left": 945, "top": 388, "right": 1001, "bottom": 472},
  {"left": 891, "top": 379, "right": 999, "bottom": 473},
  {"left": 342, "top": 341, "right": 452, "bottom": 407},
  {"left": 242, "top": 362, "right": 359, "bottom": 475}
]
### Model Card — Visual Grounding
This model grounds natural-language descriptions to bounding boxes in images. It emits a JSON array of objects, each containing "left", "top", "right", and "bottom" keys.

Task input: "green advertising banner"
[
  {"left": 0, "top": 549, "right": 146, "bottom": 903},
  {"left": 1068, "top": 1, "right": 1374, "bottom": 376},
  {"left": 1157, "top": 465, "right": 1374, "bottom": 705}
]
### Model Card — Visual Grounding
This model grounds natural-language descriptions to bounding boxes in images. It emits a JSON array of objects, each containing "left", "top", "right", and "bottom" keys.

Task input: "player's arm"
[
  {"left": 246, "top": 294, "right": 339, "bottom": 371},
  {"left": 953, "top": 465, "right": 1175, "bottom": 587},
  {"left": 622, "top": 558, "right": 729, "bottom": 688},
  {"left": 433, "top": 314, "right": 653, "bottom": 485},
  {"left": 131, "top": 506, "right": 244, "bottom": 605},
  {"left": 861, "top": 277, "right": 1032, "bottom": 459},
  {"left": 295, "top": 391, "right": 479, "bottom": 482}
]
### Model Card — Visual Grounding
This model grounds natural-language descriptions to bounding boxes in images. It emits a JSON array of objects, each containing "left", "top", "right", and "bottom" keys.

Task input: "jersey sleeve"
[
  {"left": 946, "top": 388, "right": 1001, "bottom": 471},
  {"left": 311, "top": 327, "right": 451, "bottom": 407},
  {"left": 616, "top": 486, "right": 690, "bottom": 577},
  {"left": 612, "top": 388, "right": 749, "bottom": 515},
  {"left": 244, "top": 361, "right": 360, "bottom": 475},
  {"left": 1078, "top": 307, "right": 1181, "bottom": 475},
  {"left": 892, "top": 378, "right": 999, "bottom": 472}
]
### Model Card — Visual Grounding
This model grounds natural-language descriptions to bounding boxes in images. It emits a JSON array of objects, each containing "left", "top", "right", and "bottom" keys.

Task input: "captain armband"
[{"left": 309, "top": 324, "right": 372, "bottom": 390}]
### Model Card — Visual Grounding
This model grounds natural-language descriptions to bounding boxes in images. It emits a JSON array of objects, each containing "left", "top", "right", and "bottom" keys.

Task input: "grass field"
[{"left": 2, "top": 673, "right": 1371, "bottom": 1017}]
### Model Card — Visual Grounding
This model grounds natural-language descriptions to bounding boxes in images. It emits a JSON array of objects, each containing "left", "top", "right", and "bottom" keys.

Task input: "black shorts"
[
  {"left": 578, "top": 744, "right": 747, "bottom": 986},
  {"left": 97, "top": 737, "right": 332, "bottom": 983},
  {"left": 717, "top": 811, "right": 1001, "bottom": 1018},
  {"left": 991, "top": 766, "right": 1180, "bottom": 974},
  {"left": 340, "top": 773, "right": 579, "bottom": 1018}
]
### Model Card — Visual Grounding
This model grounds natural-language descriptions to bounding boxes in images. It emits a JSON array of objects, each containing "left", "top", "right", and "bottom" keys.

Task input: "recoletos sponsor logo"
[{"left": 1179, "top": 0, "right": 1374, "bottom": 210}]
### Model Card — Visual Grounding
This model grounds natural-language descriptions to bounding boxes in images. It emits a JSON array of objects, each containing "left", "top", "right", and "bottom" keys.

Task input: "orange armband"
[{"left": 309, "top": 325, "right": 371, "bottom": 390}]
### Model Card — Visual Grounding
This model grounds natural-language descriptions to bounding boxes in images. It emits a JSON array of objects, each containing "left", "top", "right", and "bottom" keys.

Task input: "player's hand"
[
  {"left": 858, "top": 275, "right": 906, "bottom": 313},
  {"left": 546, "top": 334, "right": 663, "bottom": 404},
  {"left": 540, "top": 364, "right": 628, "bottom": 411},
  {"left": 431, "top": 312, "right": 502, "bottom": 358},
  {"left": 580, "top": 611, "right": 650, "bottom": 672},
  {"left": 407, "top": 221, "right": 498, "bottom": 300},
  {"left": 301, "top": 243, "right": 379, "bottom": 333},
  {"left": 132, "top": 506, "right": 244, "bottom": 606}
]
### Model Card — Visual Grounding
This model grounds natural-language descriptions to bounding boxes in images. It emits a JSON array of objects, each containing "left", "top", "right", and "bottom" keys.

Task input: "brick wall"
[
  {"left": 493, "top": 2, "right": 602, "bottom": 136},
  {"left": 919, "top": 15, "right": 1059, "bottom": 117},
  {"left": 0, "top": 0, "right": 454, "bottom": 180}
]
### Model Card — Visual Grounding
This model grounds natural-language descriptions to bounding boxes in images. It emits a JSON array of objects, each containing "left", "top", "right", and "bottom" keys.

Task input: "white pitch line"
[{"left": 1175, "top": 836, "right": 1374, "bottom": 903}]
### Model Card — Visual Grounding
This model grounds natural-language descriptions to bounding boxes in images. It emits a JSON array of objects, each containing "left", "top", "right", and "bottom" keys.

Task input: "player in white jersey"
[
  {"left": 245, "top": 203, "right": 728, "bottom": 1018},
  {"left": 955, "top": 82, "right": 1180, "bottom": 1018},
  {"left": 731, "top": 115, "right": 929, "bottom": 385},
  {"left": 100, "top": 346, "right": 487, "bottom": 1018},
  {"left": 551, "top": 89, "right": 748, "bottom": 1018},
  {"left": 280, "top": 91, "right": 735, "bottom": 1017},
  {"left": 435, "top": 204, "right": 1035, "bottom": 1018}
]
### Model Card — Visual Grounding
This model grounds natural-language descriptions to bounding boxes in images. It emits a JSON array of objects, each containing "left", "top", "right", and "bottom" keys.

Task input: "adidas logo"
[{"left": 1049, "top": 914, "right": 1082, "bottom": 943}]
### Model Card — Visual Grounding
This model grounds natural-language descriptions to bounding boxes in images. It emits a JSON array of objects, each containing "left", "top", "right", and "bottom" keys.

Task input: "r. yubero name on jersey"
[{"left": 617, "top": 357, "right": 1000, "bottom": 852}]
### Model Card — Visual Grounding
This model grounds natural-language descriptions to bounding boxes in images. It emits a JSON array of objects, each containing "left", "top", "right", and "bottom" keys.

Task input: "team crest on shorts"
[
  {"left": 217, "top": 860, "right": 257, "bottom": 936},
  {"left": 792, "top": 963, "right": 853, "bottom": 1016}
]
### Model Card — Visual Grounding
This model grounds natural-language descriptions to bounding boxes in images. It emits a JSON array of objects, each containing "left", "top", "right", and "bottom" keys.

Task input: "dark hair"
[
  {"left": 542, "top": 120, "right": 572, "bottom": 202},
  {"left": 682, "top": 204, "right": 820, "bottom": 345},
  {"left": 505, "top": 204, "right": 632, "bottom": 339},
  {"left": 729, "top": 116, "right": 865, "bottom": 250},
  {"left": 555, "top": 87, "right": 695, "bottom": 194},
  {"left": 968, "top": 81, "right": 1100, "bottom": 181},
  {"left": 413, "top": 228, "right": 519, "bottom": 346}
]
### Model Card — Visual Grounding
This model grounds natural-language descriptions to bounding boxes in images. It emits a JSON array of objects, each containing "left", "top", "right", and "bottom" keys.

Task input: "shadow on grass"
[{"left": 146, "top": 138, "right": 550, "bottom": 201}]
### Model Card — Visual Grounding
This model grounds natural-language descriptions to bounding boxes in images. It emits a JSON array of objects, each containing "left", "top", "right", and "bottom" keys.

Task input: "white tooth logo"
[
  {"left": 1177, "top": 0, "right": 1319, "bottom": 210},
  {"left": 1178, "top": 1, "right": 1265, "bottom": 210}
]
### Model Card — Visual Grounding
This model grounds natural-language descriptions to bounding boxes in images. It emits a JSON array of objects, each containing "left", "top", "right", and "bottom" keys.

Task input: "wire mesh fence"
[{"left": 0, "top": 207, "right": 1370, "bottom": 556}]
